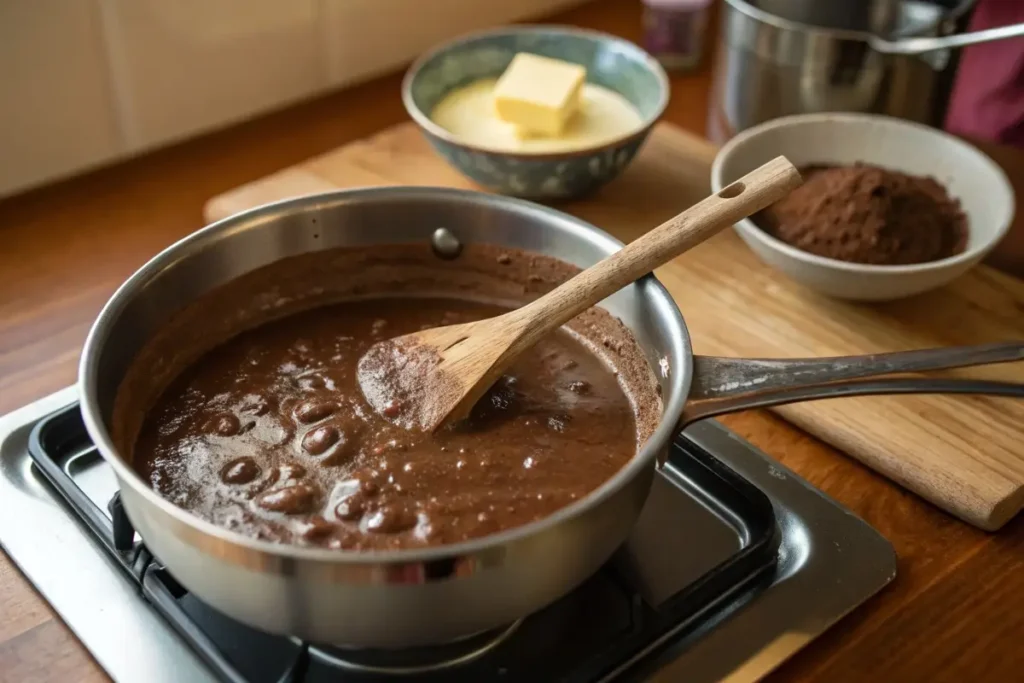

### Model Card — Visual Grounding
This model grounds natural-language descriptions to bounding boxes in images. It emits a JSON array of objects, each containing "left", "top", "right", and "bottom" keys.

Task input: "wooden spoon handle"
[{"left": 514, "top": 155, "right": 803, "bottom": 340}]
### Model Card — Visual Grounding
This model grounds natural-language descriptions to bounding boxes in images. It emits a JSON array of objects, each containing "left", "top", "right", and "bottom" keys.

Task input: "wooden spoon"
[{"left": 356, "top": 155, "right": 803, "bottom": 432}]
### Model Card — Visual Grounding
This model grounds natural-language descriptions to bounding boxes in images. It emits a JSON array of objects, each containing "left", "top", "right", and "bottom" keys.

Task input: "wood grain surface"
[
  {"left": 205, "top": 121, "right": 1024, "bottom": 531},
  {"left": 1, "top": 1, "right": 1023, "bottom": 682}
]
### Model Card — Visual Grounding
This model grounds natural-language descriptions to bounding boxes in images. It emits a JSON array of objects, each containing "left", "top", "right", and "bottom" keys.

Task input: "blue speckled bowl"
[{"left": 402, "top": 25, "right": 669, "bottom": 200}]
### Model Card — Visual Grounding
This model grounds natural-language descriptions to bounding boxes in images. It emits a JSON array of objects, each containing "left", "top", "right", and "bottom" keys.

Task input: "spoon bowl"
[{"left": 358, "top": 156, "right": 803, "bottom": 432}]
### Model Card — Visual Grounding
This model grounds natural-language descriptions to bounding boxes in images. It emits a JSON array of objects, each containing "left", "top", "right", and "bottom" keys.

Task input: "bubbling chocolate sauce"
[{"left": 133, "top": 298, "right": 642, "bottom": 551}]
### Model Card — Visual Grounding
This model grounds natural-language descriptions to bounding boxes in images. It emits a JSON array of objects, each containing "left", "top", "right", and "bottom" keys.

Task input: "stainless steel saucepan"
[
  {"left": 78, "top": 188, "right": 1024, "bottom": 649},
  {"left": 709, "top": 0, "right": 1024, "bottom": 141}
]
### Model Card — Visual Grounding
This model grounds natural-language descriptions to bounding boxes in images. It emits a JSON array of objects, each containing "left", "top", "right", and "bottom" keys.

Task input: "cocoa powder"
[{"left": 756, "top": 164, "right": 969, "bottom": 265}]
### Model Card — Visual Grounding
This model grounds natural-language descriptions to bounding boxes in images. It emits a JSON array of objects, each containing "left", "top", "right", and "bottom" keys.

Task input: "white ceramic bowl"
[{"left": 711, "top": 113, "right": 1016, "bottom": 301}]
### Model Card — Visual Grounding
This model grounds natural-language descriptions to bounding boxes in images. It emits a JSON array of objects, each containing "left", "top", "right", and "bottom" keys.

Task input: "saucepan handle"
[
  {"left": 680, "top": 342, "right": 1024, "bottom": 426},
  {"left": 873, "top": 22, "right": 1024, "bottom": 56}
]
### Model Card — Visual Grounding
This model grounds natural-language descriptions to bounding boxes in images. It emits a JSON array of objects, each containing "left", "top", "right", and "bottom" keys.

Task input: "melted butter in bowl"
[
  {"left": 431, "top": 78, "right": 644, "bottom": 155},
  {"left": 402, "top": 26, "right": 669, "bottom": 198}
]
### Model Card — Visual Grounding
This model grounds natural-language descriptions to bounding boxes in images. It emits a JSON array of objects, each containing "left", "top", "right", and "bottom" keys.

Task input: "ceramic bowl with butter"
[{"left": 402, "top": 25, "right": 669, "bottom": 200}]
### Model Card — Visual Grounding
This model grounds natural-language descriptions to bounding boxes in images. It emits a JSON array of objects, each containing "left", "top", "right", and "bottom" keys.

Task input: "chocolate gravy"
[{"left": 118, "top": 244, "right": 662, "bottom": 551}]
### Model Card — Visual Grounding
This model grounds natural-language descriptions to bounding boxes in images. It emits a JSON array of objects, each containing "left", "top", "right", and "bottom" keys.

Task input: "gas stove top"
[{"left": 0, "top": 387, "right": 896, "bottom": 682}]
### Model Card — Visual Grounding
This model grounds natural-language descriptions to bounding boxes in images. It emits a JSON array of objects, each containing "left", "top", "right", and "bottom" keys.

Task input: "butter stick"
[{"left": 493, "top": 53, "right": 586, "bottom": 137}]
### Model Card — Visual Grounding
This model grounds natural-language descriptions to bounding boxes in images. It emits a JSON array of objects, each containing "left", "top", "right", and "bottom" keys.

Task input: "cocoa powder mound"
[{"left": 756, "top": 163, "right": 969, "bottom": 265}]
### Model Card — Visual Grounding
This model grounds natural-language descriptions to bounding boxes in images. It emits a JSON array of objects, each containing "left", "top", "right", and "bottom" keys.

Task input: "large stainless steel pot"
[
  {"left": 708, "top": 0, "right": 1024, "bottom": 143},
  {"left": 78, "top": 188, "right": 1024, "bottom": 649}
]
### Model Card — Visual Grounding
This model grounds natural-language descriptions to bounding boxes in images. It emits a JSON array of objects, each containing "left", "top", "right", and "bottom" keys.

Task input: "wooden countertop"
[{"left": 1, "top": 1, "right": 1022, "bottom": 681}]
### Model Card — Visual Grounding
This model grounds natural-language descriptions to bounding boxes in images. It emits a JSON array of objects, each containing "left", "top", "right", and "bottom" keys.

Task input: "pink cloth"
[{"left": 944, "top": 0, "right": 1024, "bottom": 147}]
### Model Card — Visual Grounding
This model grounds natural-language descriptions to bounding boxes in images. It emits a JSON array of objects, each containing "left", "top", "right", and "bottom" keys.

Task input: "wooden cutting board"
[{"left": 204, "top": 121, "right": 1024, "bottom": 531}]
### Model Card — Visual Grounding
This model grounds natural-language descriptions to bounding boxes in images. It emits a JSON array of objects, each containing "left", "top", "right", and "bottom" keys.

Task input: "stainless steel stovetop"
[{"left": 0, "top": 387, "right": 896, "bottom": 682}]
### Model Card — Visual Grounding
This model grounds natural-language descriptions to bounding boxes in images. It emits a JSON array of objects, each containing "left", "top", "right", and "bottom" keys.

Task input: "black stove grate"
[{"left": 27, "top": 404, "right": 778, "bottom": 682}]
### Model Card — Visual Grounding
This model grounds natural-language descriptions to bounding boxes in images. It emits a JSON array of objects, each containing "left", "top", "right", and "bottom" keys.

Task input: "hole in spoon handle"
[{"left": 717, "top": 182, "right": 745, "bottom": 199}]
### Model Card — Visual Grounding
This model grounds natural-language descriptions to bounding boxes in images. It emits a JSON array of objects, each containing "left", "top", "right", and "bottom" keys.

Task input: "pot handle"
[
  {"left": 872, "top": 22, "right": 1024, "bottom": 56},
  {"left": 679, "top": 342, "right": 1024, "bottom": 426}
]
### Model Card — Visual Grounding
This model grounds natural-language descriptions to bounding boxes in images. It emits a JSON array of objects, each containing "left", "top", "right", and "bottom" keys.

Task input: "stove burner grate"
[
  {"left": 26, "top": 403, "right": 779, "bottom": 682},
  {"left": 307, "top": 619, "right": 522, "bottom": 675}
]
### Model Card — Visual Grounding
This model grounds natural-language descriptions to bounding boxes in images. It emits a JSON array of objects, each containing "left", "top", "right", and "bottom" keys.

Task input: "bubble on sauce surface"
[
  {"left": 301, "top": 425, "right": 340, "bottom": 455},
  {"left": 294, "top": 400, "right": 337, "bottom": 424},
  {"left": 221, "top": 457, "right": 261, "bottom": 484},
  {"left": 364, "top": 505, "right": 417, "bottom": 534},
  {"left": 334, "top": 495, "right": 366, "bottom": 521},
  {"left": 256, "top": 483, "right": 319, "bottom": 514}
]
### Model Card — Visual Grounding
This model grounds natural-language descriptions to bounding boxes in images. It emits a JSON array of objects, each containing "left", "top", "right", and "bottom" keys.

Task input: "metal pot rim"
[
  {"left": 722, "top": 0, "right": 970, "bottom": 42},
  {"left": 78, "top": 186, "right": 692, "bottom": 568}
]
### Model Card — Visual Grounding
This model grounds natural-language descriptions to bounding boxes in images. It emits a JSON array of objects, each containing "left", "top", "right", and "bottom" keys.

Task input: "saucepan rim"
[
  {"left": 78, "top": 186, "right": 692, "bottom": 567},
  {"left": 721, "top": 0, "right": 968, "bottom": 42}
]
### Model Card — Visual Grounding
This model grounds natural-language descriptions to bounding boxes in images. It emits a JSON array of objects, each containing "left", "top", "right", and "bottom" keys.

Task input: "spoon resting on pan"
[{"left": 356, "top": 155, "right": 803, "bottom": 432}]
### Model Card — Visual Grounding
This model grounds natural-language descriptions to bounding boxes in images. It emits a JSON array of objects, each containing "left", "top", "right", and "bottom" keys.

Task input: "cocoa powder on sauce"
[{"left": 756, "top": 164, "right": 969, "bottom": 265}]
